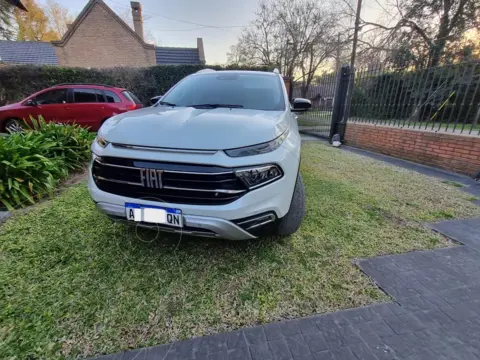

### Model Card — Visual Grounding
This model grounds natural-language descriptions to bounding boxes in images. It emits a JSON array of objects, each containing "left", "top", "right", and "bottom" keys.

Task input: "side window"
[
  {"left": 34, "top": 89, "right": 67, "bottom": 105},
  {"left": 73, "top": 89, "right": 98, "bottom": 103},
  {"left": 34, "top": 91, "right": 52, "bottom": 104},
  {"left": 95, "top": 90, "right": 106, "bottom": 103},
  {"left": 104, "top": 90, "right": 121, "bottom": 103}
]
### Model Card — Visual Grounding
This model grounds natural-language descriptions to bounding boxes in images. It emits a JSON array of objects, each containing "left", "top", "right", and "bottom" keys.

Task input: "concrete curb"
[{"left": 0, "top": 211, "right": 11, "bottom": 225}]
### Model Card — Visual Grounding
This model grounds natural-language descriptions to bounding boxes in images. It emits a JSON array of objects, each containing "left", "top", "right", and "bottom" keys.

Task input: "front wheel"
[
  {"left": 273, "top": 172, "right": 306, "bottom": 236},
  {"left": 4, "top": 118, "right": 25, "bottom": 133}
]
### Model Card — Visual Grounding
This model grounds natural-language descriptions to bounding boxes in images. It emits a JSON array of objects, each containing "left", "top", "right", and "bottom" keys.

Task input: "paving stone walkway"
[
  {"left": 93, "top": 243, "right": 480, "bottom": 360},
  {"left": 428, "top": 219, "right": 480, "bottom": 251}
]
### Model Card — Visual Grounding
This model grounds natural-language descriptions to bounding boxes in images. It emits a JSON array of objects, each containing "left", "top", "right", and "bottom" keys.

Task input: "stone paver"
[{"left": 428, "top": 218, "right": 480, "bottom": 251}]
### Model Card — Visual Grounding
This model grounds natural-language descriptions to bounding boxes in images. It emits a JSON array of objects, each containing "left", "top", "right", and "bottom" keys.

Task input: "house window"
[{"left": 104, "top": 90, "right": 121, "bottom": 103}]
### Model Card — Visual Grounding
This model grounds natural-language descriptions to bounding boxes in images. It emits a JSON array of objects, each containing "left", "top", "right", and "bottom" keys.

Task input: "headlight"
[
  {"left": 225, "top": 129, "right": 288, "bottom": 157},
  {"left": 235, "top": 164, "right": 283, "bottom": 189},
  {"left": 96, "top": 135, "right": 110, "bottom": 148}
]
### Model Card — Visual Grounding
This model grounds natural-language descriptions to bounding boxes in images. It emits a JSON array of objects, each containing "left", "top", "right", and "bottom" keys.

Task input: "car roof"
[
  {"left": 47, "top": 84, "right": 125, "bottom": 91},
  {"left": 191, "top": 70, "right": 278, "bottom": 77}
]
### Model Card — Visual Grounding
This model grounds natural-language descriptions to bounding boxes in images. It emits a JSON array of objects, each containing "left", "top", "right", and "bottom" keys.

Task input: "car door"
[
  {"left": 67, "top": 88, "right": 105, "bottom": 130},
  {"left": 27, "top": 89, "right": 69, "bottom": 124},
  {"left": 102, "top": 89, "right": 124, "bottom": 118}
]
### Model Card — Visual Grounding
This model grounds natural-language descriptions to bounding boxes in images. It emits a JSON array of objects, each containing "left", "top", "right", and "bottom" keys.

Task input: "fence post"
[{"left": 329, "top": 65, "right": 351, "bottom": 141}]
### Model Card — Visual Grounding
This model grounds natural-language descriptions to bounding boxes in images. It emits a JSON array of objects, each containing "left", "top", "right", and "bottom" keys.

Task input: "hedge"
[{"left": 0, "top": 64, "right": 273, "bottom": 106}]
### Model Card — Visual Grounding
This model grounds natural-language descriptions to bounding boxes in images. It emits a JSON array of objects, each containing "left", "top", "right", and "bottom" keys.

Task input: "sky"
[
  {"left": 36, "top": 0, "right": 262, "bottom": 64},
  {"left": 34, "top": 0, "right": 389, "bottom": 65}
]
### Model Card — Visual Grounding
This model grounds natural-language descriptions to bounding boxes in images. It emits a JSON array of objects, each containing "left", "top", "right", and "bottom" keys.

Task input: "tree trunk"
[
  {"left": 301, "top": 86, "right": 308, "bottom": 98},
  {"left": 429, "top": 4, "right": 450, "bottom": 67},
  {"left": 429, "top": 38, "right": 447, "bottom": 67}
]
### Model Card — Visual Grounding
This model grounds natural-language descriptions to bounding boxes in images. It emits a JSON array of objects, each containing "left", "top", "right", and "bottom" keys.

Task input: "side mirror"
[
  {"left": 292, "top": 98, "right": 311, "bottom": 112},
  {"left": 149, "top": 95, "right": 163, "bottom": 106},
  {"left": 24, "top": 99, "right": 37, "bottom": 106}
]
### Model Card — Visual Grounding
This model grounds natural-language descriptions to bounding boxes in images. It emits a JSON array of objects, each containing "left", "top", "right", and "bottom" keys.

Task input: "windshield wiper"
[
  {"left": 188, "top": 103, "right": 244, "bottom": 109},
  {"left": 159, "top": 101, "right": 177, "bottom": 107}
]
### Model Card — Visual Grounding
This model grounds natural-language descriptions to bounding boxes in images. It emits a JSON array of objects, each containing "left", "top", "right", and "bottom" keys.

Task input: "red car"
[{"left": 0, "top": 83, "right": 143, "bottom": 132}]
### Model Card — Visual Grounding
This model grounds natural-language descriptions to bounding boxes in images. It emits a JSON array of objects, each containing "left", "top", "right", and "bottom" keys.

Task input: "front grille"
[{"left": 92, "top": 156, "right": 248, "bottom": 205}]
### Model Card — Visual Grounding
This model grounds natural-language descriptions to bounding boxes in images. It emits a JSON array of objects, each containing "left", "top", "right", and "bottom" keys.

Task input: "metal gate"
[{"left": 294, "top": 65, "right": 351, "bottom": 140}]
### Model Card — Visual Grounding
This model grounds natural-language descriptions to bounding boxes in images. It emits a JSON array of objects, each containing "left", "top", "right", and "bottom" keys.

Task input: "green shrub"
[
  {"left": 0, "top": 117, "right": 95, "bottom": 210},
  {"left": 0, "top": 64, "right": 273, "bottom": 106}
]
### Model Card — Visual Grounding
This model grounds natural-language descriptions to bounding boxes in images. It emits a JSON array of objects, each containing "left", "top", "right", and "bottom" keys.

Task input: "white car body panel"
[{"left": 100, "top": 107, "right": 289, "bottom": 150}]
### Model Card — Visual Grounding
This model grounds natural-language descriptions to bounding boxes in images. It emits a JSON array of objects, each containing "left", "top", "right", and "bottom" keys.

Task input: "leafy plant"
[{"left": 0, "top": 116, "right": 94, "bottom": 210}]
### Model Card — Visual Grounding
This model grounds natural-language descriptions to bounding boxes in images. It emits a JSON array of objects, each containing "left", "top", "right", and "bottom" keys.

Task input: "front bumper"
[
  {"left": 96, "top": 202, "right": 260, "bottom": 240},
  {"left": 88, "top": 131, "right": 301, "bottom": 240}
]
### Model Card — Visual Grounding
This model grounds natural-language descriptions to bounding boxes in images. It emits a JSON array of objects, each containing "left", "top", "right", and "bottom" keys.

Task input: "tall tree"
[
  {"left": 354, "top": 0, "right": 480, "bottom": 67},
  {"left": 14, "top": 0, "right": 60, "bottom": 41},
  {"left": 0, "top": 0, "right": 14, "bottom": 40},
  {"left": 45, "top": 0, "right": 74, "bottom": 38},
  {"left": 275, "top": 0, "right": 338, "bottom": 94},
  {"left": 228, "top": 0, "right": 340, "bottom": 94},
  {"left": 228, "top": 2, "right": 281, "bottom": 69}
]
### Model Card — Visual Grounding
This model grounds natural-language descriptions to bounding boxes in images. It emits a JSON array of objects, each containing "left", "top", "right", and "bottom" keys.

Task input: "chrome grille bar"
[
  {"left": 95, "top": 175, "right": 143, "bottom": 186},
  {"left": 94, "top": 158, "right": 233, "bottom": 176},
  {"left": 112, "top": 143, "right": 218, "bottom": 155},
  {"left": 162, "top": 185, "right": 246, "bottom": 194}
]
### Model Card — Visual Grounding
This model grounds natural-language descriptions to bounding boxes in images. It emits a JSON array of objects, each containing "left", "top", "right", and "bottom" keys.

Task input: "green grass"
[
  {"left": 443, "top": 180, "right": 465, "bottom": 188},
  {"left": 1, "top": 143, "right": 479, "bottom": 359}
]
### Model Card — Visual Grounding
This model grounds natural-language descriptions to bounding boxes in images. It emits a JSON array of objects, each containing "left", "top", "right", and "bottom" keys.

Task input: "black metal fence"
[
  {"left": 349, "top": 61, "right": 480, "bottom": 136},
  {"left": 293, "top": 61, "right": 480, "bottom": 138},
  {"left": 293, "top": 71, "right": 339, "bottom": 138}
]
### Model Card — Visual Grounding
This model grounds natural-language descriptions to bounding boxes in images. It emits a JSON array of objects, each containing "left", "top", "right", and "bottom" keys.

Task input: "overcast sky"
[{"left": 35, "top": 0, "right": 387, "bottom": 65}]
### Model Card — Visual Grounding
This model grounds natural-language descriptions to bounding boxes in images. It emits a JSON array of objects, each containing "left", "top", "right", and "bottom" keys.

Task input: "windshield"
[{"left": 160, "top": 73, "right": 285, "bottom": 111}]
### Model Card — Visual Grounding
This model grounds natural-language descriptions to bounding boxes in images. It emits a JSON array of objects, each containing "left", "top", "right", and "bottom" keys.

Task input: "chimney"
[
  {"left": 130, "top": 1, "right": 144, "bottom": 41},
  {"left": 66, "top": 23, "right": 72, "bottom": 30},
  {"left": 197, "top": 38, "right": 205, "bottom": 64}
]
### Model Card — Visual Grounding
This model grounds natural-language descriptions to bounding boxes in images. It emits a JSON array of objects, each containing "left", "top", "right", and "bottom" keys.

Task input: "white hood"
[{"left": 100, "top": 106, "right": 288, "bottom": 150}]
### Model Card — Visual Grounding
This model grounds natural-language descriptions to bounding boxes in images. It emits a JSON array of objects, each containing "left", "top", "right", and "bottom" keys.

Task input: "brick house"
[{"left": 0, "top": 0, "right": 205, "bottom": 67}]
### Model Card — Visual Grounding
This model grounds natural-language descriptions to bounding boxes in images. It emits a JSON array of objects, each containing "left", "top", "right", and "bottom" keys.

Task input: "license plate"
[{"left": 125, "top": 203, "right": 183, "bottom": 227}]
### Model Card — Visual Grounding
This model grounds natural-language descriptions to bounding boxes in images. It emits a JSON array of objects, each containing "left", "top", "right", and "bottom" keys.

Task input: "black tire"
[
  {"left": 274, "top": 172, "right": 306, "bottom": 236},
  {"left": 4, "top": 118, "right": 24, "bottom": 133}
]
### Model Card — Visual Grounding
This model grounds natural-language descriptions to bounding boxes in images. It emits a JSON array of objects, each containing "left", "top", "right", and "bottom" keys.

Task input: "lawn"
[{"left": 1, "top": 142, "right": 479, "bottom": 359}]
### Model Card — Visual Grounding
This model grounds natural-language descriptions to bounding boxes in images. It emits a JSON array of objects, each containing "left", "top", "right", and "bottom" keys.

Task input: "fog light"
[{"left": 235, "top": 165, "right": 283, "bottom": 189}]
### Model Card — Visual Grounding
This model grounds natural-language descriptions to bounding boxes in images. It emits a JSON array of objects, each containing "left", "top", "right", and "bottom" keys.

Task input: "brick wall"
[
  {"left": 344, "top": 123, "right": 480, "bottom": 176},
  {"left": 53, "top": 2, "right": 156, "bottom": 68}
]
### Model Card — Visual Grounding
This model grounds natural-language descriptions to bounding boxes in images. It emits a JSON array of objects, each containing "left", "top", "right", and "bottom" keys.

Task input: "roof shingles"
[
  {"left": 155, "top": 47, "right": 200, "bottom": 65},
  {"left": 0, "top": 40, "right": 59, "bottom": 65}
]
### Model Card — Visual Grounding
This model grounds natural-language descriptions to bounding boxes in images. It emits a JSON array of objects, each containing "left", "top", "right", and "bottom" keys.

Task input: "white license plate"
[{"left": 125, "top": 203, "right": 183, "bottom": 227}]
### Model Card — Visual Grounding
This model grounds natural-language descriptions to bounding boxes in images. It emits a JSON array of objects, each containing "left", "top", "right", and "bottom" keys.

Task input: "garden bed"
[
  {"left": 1, "top": 142, "right": 479, "bottom": 358},
  {"left": 0, "top": 118, "right": 94, "bottom": 210}
]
